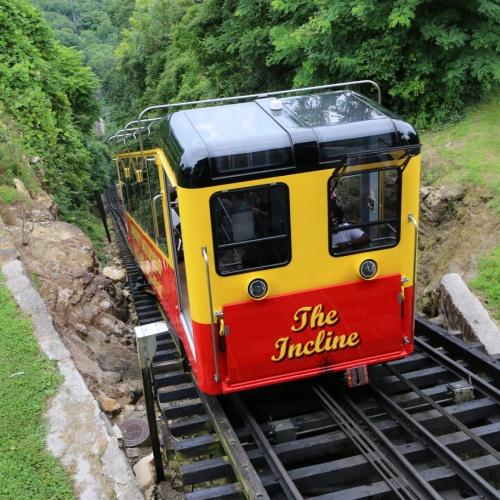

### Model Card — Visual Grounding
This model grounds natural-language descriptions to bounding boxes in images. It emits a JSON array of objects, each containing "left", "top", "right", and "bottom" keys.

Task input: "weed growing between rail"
[
  {"left": 0, "top": 276, "right": 73, "bottom": 499},
  {"left": 470, "top": 247, "right": 500, "bottom": 320}
]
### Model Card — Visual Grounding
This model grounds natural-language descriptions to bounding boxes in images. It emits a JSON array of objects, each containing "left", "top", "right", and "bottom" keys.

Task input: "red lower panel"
[
  {"left": 124, "top": 213, "right": 414, "bottom": 396},
  {"left": 221, "top": 274, "right": 412, "bottom": 393},
  {"left": 125, "top": 215, "right": 197, "bottom": 376}
]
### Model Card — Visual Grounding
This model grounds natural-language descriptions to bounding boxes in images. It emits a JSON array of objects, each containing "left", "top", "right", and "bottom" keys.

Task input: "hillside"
[
  {"left": 0, "top": 0, "right": 110, "bottom": 251},
  {"left": 419, "top": 98, "right": 500, "bottom": 320}
]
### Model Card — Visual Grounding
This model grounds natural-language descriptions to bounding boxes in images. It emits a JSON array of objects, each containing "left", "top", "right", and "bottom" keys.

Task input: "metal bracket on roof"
[
  {"left": 400, "top": 151, "right": 416, "bottom": 173},
  {"left": 329, "top": 155, "right": 349, "bottom": 195}
]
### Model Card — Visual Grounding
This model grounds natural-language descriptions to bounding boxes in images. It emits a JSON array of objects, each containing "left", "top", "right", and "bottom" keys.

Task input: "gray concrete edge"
[
  {"left": 1, "top": 257, "right": 144, "bottom": 500},
  {"left": 439, "top": 273, "right": 500, "bottom": 355}
]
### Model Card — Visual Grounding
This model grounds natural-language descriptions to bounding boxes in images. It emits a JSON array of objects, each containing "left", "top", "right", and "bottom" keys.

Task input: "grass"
[
  {"left": 0, "top": 275, "right": 74, "bottom": 500},
  {"left": 0, "top": 185, "right": 30, "bottom": 205},
  {"left": 469, "top": 247, "right": 500, "bottom": 320},
  {"left": 421, "top": 97, "right": 500, "bottom": 212},
  {"left": 0, "top": 113, "right": 40, "bottom": 196},
  {"left": 65, "top": 209, "right": 112, "bottom": 266}
]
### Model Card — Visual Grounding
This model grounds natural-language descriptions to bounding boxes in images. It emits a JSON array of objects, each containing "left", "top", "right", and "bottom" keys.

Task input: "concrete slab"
[
  {"left": 1, "top": 258, "right": 144, "bottom": 499},
  {"left": 439, "top": 273, "right": 500, "bottom": 355}
]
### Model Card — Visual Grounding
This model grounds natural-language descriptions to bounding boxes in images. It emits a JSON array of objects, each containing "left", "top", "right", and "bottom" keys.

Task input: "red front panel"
[{"left": 222, "top": 274, "right": 411, "bottom": 392}]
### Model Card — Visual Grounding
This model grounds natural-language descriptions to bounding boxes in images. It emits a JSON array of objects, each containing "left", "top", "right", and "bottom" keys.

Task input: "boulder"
[
  {"left": 97, "top": 393, "right": 122, "bottom": 415},
  {"left": 1, "top": 187, "right": 141, "bottom": 413},
  {"left": 133, "top": 453, "right": 155, "bottom": 490},
  {"left": 420, "top": 184, "right": 465, "bottom": 225},
  {"left": 13, "top": 178, "right": 30, "bottom": 198},
  {"left": 103, "top": 266, "right": 126, "bottom": 282}
]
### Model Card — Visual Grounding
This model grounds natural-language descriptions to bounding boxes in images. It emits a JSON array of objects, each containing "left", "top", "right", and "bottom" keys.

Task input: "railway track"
[{"left": 105, "top": 187, "right": 500, "bottom": 499}]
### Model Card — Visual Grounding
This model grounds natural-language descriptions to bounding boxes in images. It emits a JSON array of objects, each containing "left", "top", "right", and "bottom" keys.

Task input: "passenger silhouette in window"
[{"left": 331, "top": 200, "right": 370, "bottom": 250}]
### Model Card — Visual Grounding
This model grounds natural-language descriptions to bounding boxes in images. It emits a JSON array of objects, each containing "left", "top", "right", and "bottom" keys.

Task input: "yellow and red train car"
[{"left": 112, "top": 83, "right": 421, "bottom": 395}]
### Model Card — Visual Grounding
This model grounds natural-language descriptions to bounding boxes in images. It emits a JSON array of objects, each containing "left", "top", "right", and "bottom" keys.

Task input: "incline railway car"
[{"left": 111, "top": 82, "right": 421, "bottom": 395}]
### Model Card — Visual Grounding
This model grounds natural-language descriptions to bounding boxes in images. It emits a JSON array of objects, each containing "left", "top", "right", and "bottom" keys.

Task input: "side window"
[
  {"left": 128, "top": 157, "right": 140, "bottom": 216},
  {"left": 146, "top": 158, "right": 169, "bottom": 256},
  {"left": 133, "top": 159, "right": 154, "bottom": 236},
  {"left": 118, "top": 158, "right": 131, "bottom": 211},
  {"left": 210, "top": 183, "right": 291, "bottom": 275},
  {"left": 328, "top": 168, "right": 400, "bottom": 256}
]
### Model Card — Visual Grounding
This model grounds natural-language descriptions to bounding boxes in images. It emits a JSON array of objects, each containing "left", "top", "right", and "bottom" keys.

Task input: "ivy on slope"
[
  {"left": 0, "top": 0, "right": 109, "bottom": 224},
  {"left": 111, "top": 0, "right": 499, "bottom": 129}
]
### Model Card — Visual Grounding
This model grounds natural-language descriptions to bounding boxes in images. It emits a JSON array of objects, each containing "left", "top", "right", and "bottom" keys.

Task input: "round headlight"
[
  {"left": 248, "top": 278, "right": 268, "bottom": 300},
  {"left": 359, "top": 259, "right": 378, "bottom": 280}
]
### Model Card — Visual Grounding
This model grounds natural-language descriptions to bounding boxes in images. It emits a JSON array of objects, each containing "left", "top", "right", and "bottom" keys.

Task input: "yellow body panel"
[
  {"left": 178, "top": 157, "right": 420, "bottom": 324},
  {"left": 115, "top": 149, "right": 420, "bottom": 326}
]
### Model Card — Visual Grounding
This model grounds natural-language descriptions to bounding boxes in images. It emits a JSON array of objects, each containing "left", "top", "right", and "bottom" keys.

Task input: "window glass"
[
  {"left": 119, "top": 158, "right": 131, "bottom": 211},
  {"left": 128, "top": 158, "right": 140, "bottom": 216},
  {"left": 146, "top": 158, "right": 169, "bottom": 255},
  {"left": 329, "top": 168, "right": 400, "bottom": 256},
  {"left": 211, "top": 184, "right": 291, "bottom": 275},
  {"left": 133, "top": 159, "right": 155, "bottom": 236}
]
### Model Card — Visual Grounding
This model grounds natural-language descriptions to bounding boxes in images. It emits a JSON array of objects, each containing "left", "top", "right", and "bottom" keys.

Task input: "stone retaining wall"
[{"left": 1, "top": 246, "right": 143, "bottom": 499}]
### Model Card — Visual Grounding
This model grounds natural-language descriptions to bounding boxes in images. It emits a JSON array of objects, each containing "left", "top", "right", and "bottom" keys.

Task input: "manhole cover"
[{"left": 123, "top": 419, "right": 150, "bottom": 447}]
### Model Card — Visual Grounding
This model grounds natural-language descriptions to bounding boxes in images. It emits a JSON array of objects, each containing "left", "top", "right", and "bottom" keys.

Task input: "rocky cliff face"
[
  {"left": 418, "top": 183, "right": 499, "bottom": 321},
  {"left": 0, "top": 182, "right": 140, "bottom": 411}
]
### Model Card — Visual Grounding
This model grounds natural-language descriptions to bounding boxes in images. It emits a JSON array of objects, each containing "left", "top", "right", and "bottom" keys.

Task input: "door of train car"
[{"left": 161, "top": 168, "right": 193, "bottom": 342}]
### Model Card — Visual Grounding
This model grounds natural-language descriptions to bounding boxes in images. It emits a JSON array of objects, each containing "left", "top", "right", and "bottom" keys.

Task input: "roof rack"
[
  {"left": 108, "top": 118, "right": 162, "bottom": 144},
  {"left": 137, "top": 80, "right": 380, "bottom": 125},
  {"left": 132, "top": 80, "right": 381, "bottom": 160},
  {"left": 109, "top": 80, "right": 381, "bottom": 153}
]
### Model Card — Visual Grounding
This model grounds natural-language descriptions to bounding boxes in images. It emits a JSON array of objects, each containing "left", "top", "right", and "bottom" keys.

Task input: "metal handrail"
[
  {"left": 151, "top": 194, "right": 162, "bottom": 242},
  {"left": 201, "top": 246, "right": 220, "bottom": 383},
  {"left": 108, "top": 118, "right": 162, "bottom": 144}
]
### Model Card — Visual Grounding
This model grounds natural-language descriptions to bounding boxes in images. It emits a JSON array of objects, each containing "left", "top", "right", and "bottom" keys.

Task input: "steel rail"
[
  {"left": 371, "top": 383, "right": 500, "bottom": 499},
  {"left": 414, "top": 335, "right": 500, "bottom": 404},
  {"left": 199, "top": 392, "right": 270, "bottom": 500},
  {"left": 106, "top": 187, "right": 271, "bottom": 499},
  {"left": 313, "top": 385, "right": 422, "bottom": 500},
  {"left": 231, "top": 394, "right": 304, "bottom": 500},
  {"left": 333, "top": 388, "right": 443, "bottom": 500},
  {"left": 383, "top": 363, "right": 500, "bottom": 463}
]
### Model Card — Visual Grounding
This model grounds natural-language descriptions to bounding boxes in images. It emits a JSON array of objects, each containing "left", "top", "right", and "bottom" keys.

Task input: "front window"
[
  {"left": 211, "top": 184, "right": 291, "bottom": 275},
  {"left": 329, "top": 168, "right": 401, "bottom": 256}
]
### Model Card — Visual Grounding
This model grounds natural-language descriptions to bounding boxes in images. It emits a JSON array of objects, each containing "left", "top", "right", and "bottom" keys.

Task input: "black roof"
[{"left": 154, "top": 91, "right": 420, "bottom": 188}]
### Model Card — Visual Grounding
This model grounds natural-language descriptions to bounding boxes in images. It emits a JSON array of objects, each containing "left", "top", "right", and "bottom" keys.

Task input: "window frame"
[
  {"left": 210, "top": 182, "right": 292, "bottom": 276},
  {"left": 328, "top": 167, "right": 402, "bottom": 257}
]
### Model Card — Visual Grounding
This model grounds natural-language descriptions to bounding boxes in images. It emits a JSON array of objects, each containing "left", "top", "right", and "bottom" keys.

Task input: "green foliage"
[
  {"left": 31, "top": 0, "right": 135, "bottom": 130},
  {"left": 30, "top": 0, "right": 132, "bottom": 81},
  {"left": 0, "top": 276, "right": 73, "bottom": 499},
  {"left": 470, "top": 246, "right": 500, "bottom": 319},
  {"left": 0, "top": 0, "right": 111, "bottom": 240},
  {"left": 110, "top": 0, "right": 499, "bottom": 129},
  {"left": 0, "top": 186, "right": 30, "bottom": 205},
  {"left": 0, "top": 112, "right": 39, "bottom": 194}
]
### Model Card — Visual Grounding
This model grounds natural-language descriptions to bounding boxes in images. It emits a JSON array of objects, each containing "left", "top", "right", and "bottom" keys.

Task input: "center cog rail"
[
  {"left": 313, "top": 384, "right": 437, "bottom": 500},
  {"left": 370, "top": 383, "right": 500, "bottom": 499}
]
